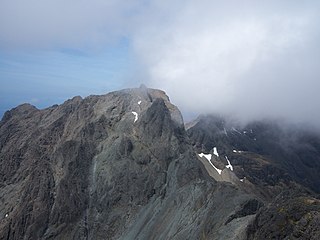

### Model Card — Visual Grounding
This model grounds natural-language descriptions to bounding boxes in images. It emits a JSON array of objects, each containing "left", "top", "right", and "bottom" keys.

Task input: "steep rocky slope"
[
  {"left": 0, "top": 87, "right": 261, "bottom": 240},
  {"left": 187, "top": 114, "right": 320, "bottom": 239}
]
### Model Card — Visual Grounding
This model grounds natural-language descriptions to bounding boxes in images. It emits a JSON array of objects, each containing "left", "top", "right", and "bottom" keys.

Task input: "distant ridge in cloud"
[{"left": 133, "top": 1, "right": 320, "bottom": 127}]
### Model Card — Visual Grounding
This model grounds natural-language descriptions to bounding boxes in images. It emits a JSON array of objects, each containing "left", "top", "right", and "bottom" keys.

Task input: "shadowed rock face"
[
  {"left": 187, "top": 115, "right": 320, "bottom": 194},
  {"left": 0, "top": 89, "right": 319, "bottom": 240},
  {"left": 247, "top": 191, "right": 320, "bottom": 240},
  {"left": 187, "top": 114, "right": 320, "bottom": 239},
  {"left": 0, "top": 87, "right": 258, "bottom": 240}
]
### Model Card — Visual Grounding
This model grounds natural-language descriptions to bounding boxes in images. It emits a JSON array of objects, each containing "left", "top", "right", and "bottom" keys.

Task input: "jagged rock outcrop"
[
  {"left": 1, "top": 89, "right": 319, "bottom": 240},
  {"left": 247, "top": 191, "right": 320, "bottom": 240},
  {"left": 187, "top": 114, "right": 320, "bottom": 239},
  {"left": 0, "top": 87, "right": 260, "bottom": 240}
]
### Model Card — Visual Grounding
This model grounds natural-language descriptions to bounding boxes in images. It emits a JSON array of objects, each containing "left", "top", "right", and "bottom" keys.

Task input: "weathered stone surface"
[
  {"left": 247, "top": 192, "right": 320, "bottom": 240},
  {"left": 187, "top": 114, "right": 320, "bottom": 239},
  {"left": 1, "top": 90, "right": 319, "bottom": 240}
]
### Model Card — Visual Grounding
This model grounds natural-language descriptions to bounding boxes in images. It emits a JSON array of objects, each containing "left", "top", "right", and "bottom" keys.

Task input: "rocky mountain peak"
[{"left": 0, "top": 88, "right": 319, "bottom": 240}]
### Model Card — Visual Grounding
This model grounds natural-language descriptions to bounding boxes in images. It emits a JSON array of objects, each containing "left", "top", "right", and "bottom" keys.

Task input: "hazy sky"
[{"left": 1, "top": 1, "right": 320, "bottom": 126}]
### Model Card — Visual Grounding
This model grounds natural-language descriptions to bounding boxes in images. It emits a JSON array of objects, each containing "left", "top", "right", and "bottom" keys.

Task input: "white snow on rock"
[
  {"left": 198, "top": 153, "right": 222, "bottom": 174},
  {"left": 233, "top": 150, "right": 243, "bottom": 153},
  {"left": 213, "top": 147, "right": 219, "bottom": 157},
  {"left": 5, "top": 214, "right": 8, "bottom": 218},
  {"left": 240, "top": 177, "right": 246, "bottom": 182},
  {"left": 198, "top": 153, "right": 212, "bottom": 161},
  {"left": 225, "top": 156, "right": 233, "bottom": 171},
  {"left": 132, "top": 111, "right": 138, "bottom": 123},
  {"left": 138, "top": 100, "right": 142, "bottom": 105}
]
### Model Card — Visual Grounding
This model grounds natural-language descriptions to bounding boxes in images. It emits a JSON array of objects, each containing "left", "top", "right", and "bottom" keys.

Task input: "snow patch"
[
  {"left": 131, "top": 111, "right": 138, "bottom": 123},
  {"left": 5, "top": 214, "right": 8, "bottom": 218},
  {"left": 198, "top": 153, "right": 212, "bottom": 161},
  {"left": 138, "top": 100, "right": 142, "bottom": 105},
  {"left": 240, "top": 177, "right": 246, "bottom": 182},
  {"left": 198, "top": 153, "right": 222, "bottom": 175},
  {"left": 225, "top": 156, "right": 233, "bottom": 171},
  {"left": 213, "top": 147, "right": 219, "bottom": 157},
  {"left": 233, "top": 150, "right": 243, "bottom": 153}
]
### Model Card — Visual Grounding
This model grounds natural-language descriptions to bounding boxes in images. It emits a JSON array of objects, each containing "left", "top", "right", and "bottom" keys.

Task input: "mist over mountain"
[
  {"left": 1, "top": 86, "right": 320, "bottom": 240},
  {"left": 1, "top": 1, "right": 320, "bottom": 128},
  {"left": 138, "top": 1, "right": 320, "bottom": 127},
  {"left": 1, "top": 1, "right": 320, "bottom": 238}
]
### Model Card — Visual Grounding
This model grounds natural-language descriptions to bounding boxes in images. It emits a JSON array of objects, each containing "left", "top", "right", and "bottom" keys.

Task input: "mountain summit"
[{"left": 1, "top": 87, "right": 319, "bottom": 239}]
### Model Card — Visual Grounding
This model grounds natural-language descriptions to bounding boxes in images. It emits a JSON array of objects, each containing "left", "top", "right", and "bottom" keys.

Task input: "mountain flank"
[{"left": 0, "top": 86, "right": 319, "bottom": 239}]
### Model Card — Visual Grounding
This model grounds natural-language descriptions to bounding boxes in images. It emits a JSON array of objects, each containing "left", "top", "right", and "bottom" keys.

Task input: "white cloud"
[
  {"left": 1, "top": 0, "right": 320, "bottom": 126},
  {"left": 132, "top": 1, "right": 320, "bottom": 126},
  {"left": 0, "top": 0, "right": 143, "bottom": 49}
]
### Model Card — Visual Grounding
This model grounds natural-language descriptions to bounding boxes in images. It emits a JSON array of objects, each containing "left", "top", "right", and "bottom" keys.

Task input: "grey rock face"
[
  {"left": 0, "top": 88, "right": 257, "bottom": 240},
  {"left": 1, "top": 90, "right": 319, "bottom": 240},
  {"left": 187, "top": 114, "right": 320, "bottom": 239},
  {"left": 187, "top": 115, "right": 320, "bottom": 194},
  {"left": 247, "top": 191, "right": 320, "bottom": 240}
]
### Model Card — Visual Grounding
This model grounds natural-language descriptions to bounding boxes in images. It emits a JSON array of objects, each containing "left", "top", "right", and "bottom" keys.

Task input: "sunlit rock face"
[{"left": 0, "top": 87, "right": 319, "bottom": 240}]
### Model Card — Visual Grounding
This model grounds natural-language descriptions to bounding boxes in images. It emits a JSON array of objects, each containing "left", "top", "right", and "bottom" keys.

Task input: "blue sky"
[
  {"left": 0, "top": 39, "right": 134, "bottom": 117},
  {"left": 1, "top": 1, "right": 320, "bottom": 126}
]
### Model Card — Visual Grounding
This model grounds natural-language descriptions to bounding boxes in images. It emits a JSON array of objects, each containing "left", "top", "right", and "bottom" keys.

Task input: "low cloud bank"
[{"left": 1, "top": 1, "right": 320, "bottom": 127}]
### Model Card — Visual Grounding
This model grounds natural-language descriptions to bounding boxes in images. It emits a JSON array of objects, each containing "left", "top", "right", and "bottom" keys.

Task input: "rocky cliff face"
[
  {"left": 0, "top": 87, "right": 319, "bottom": 240},
  {"left": 187, "top": 114, "right": 320, "bottom": 239},
  {"left": 0, "top": 87, "right": 256, "bottom": 240}
]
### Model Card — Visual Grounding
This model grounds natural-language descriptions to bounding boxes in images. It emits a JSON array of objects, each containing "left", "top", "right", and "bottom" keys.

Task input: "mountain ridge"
[{"left": 0, "top": 86, "right": 319, "bottom": 240}]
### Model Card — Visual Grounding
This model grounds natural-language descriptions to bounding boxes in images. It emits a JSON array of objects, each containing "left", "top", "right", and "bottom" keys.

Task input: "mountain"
[
  {"left": 0, "top": 86, "right": 319, "bottom": 240},
  {"left": 187, "top": 115, "right": 320, "bottom": 239}
]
